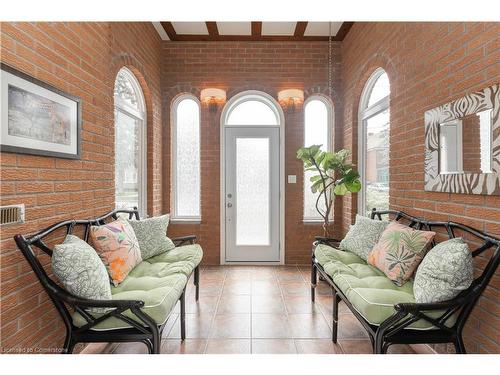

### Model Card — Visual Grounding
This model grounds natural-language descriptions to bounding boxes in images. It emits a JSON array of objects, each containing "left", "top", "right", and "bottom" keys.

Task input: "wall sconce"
[
  {"left": 200, "top": 88, "right": 226, "bottom": 112},
  {"left": 278, "top": 89, "right": 304, "bottom": 112}
]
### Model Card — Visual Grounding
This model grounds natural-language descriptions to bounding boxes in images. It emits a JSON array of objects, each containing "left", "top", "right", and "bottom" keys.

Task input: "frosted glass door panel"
[
  {"left": 224, "top": 127, "right": 280, "bottom": 262},
  {"left": 236, "top": 138, "right": 270, "bottom": 245}
]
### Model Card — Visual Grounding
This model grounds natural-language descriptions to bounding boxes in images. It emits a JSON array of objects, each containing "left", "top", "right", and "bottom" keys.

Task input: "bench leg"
[
  {"left": 332, "top": 291, "right": 339, "bottom": 343},
  {"left": 152, "top": 329, "right": 161, "bottom": 354},
  {"left": 311, "top": 261, "right": 317, "bottom": 302},
  {"left": 180, "top": 289, "right": 186, "bottom": 341},
  {"left": 454, "top": 334, "right": 466, "bottom": 354},
  {"left": 62, "top": 332, "right": 75, "bottom": 354},
  {"left": 194, "top": 266, "right": 200, "bottom": 302}
]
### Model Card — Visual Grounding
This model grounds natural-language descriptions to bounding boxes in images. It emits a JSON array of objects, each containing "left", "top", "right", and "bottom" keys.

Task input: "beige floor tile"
[
  {"left": 279, "top": 282, "right": 310, "bottom": 296},
  {"left": 295, "top": 339, "right": 343, "bottom": 354},
  {"left": 283, "top": 295, "right": 321, "bottom": 314},
  {"left": 167, "top": 313, "right": 214, "bottom": 339},
  {"left": 251, "top": 313, "right": 290, "bottom": 339},
  {"left": 339, "top": 339, "right": 374, "bottom": 354},
  {"left": 287, "top": 314, "right": 331, "bottom": 339},
  {"left": 185, "top": 295, "right": 219, "bottom": 314},
  {"left": 216, "top": 294, "right": 251, "bottom": 314},
  {"left": 161, "top": 339, "right": 207, "bottom": 354},
  {"left": 251, "top": 280, "right": 282, "bottom": 295},
  {"left": 252, "top": 339, "right": 297, "bottom": 354},
  {"left": 112, "top": 342, "right": 149, "bottom": 354},
  {"left": 337, "top": 314, "right": 369, "bottom": 339},
  {"left": 205, "top": 339, "right": 251, "bottom": 354},
  {"left": 210, "top": 314, "right": 251, "bottom": 338},
  {"left": 222, "top": 280, "right": 251, "bottom": 295},
  {"left": 252, "top": 295, "right": 286, "bottom": 313}
]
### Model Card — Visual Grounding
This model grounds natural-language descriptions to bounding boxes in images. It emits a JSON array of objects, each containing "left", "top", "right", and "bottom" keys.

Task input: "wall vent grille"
[{"left": 0, "top": 205, "right": 25, "bottom": 225}]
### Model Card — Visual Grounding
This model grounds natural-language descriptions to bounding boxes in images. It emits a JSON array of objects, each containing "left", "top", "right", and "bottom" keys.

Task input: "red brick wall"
[
  {"left": 341, "top": 22, "right": 500, "bottom": 353},
  {"left": 160, "top": 41, "right": 344, "bottom": 265},
  {"left": 0, "top": 22, "right": 163, "bottom": 352}
]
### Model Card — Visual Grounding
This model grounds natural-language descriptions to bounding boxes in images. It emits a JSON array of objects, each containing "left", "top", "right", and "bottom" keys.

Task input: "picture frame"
[
  {"left": 424, "top": 83, "right": 499, "bottom": 195},
  {"left": 0, "top": 63, "right": 81, "bottom": 159}
]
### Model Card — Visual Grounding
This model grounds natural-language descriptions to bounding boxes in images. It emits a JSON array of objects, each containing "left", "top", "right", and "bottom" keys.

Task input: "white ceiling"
[{"left": 152, "top": 21, "right": 349, "bottom": 41}]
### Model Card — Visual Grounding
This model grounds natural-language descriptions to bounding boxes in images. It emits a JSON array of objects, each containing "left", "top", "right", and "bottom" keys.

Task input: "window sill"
[
  {"left": 170, "top": 218, "right": 202, "bottom": 225},
  {"left": 303, "top": 219, "right": 325, "bottom": 224}
]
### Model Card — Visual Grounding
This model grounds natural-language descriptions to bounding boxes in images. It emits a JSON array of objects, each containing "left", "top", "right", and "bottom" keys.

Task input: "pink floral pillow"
[
  {"left": 367, "top": 222, "right": 436, "bottom": 286},
  {"left": 89, "top": 218, "right": 142, "bottom": 286}
]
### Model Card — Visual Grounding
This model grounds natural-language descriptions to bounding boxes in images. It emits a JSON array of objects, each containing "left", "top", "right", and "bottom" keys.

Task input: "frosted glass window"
[
  {"left": 173, "top": 97, "right": 201, "bottom": 218},
  {"left": 227, "top": 100, "right": 278, "bottom": 125},
  {"left": 367, "top": 72, "right": 390, "bottom": 107},
  {"left": 114, "top": 68, "right": 146, "bottom": 216},
  {"left": 236, "top": 138, "right": 270, "bottom": 245},
  {"left": 303, "top": 98, "right": 331, "bottom": 220},
  {"left": 359, "top": 69, "right": 390, "bottom": 216}
]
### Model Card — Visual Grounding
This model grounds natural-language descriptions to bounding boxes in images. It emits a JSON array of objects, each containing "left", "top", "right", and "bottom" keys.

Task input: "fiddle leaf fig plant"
[{"left": 297, "top": 145, "right": 361, "bottom": 236}]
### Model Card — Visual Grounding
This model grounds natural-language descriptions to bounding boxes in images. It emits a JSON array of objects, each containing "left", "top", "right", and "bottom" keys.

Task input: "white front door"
[{"left": 224, "top": 126, "right": 280, "bottom": 262}]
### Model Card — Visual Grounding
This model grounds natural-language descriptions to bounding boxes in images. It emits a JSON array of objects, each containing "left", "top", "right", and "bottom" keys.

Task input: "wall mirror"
[{"left": 425, "top": 84, "right": 499, "bottom": 195}]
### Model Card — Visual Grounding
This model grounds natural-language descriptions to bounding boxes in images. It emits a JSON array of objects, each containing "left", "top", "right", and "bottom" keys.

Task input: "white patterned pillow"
[
  {"left": 52, "top": 235, "right": 111, "bottom": 310},
  {"left": 339, "top": 214, "right": 389, "bottom": 260},
  {"left": 414, "top": 238, "right": 473, "bottom": 303},
  {"left": 127, "top": 214, "right": 175, "bottom": 260}
]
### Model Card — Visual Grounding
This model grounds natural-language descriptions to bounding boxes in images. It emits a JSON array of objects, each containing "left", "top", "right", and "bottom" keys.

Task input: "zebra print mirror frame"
[{"left": 424, "top": 83, "right": 499, "bottom": 195}]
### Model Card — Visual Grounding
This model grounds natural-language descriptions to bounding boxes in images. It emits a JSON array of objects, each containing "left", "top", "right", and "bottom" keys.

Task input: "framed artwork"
[
  {"left": 0, "top": 63, "right": 81, "bottom": 159},
  {"left": 424, "top": 83, "right": 499, "bottom": 195}
]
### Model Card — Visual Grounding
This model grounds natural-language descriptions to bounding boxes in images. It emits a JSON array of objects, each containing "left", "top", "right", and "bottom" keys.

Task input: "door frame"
[{"left": 219, "top": 90, "right": 285, "bottom": 265}]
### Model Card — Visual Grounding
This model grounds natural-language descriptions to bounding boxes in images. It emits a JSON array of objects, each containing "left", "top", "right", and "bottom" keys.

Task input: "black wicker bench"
[
  {"left": 14, "top": 208, "right": 201, "bottom": 354},
  {"left": 311, "top": 209, "right": 500, "bottom": 354}
]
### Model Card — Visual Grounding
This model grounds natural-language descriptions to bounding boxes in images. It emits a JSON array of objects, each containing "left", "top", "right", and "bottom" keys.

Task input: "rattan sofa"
[
  {"left": 311, "top": 209, "right": 500, "bottom": 354},
  {"left": 14, "top": 208, "right": 202, "bottom": 354}
]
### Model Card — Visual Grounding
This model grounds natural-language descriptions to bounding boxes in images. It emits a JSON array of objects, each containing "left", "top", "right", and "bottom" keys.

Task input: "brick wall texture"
[{"left": 0, "top": 21, "right": 499, "bottom": 353}]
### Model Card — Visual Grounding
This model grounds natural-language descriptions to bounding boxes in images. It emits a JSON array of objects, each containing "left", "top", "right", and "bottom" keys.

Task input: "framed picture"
[{"left": 1, "top": 63, "right": 81, "bottom": 159}]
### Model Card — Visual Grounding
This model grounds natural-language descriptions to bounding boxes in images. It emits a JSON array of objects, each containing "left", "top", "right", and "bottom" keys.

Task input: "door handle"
[{"left": 227, "top": 203, "right": 233, "bottom": 208}]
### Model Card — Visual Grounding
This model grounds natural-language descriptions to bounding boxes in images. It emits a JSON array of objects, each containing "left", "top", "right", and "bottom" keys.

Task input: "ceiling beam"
[
  {"left": 294, "top": 22, "right": 308, "bottom": 37},
  {"left": 160, "top": 22, "right": 177, "bottom": 41},
  {"left": 206, "top": 22, "right": 219, "bottom": 38},
  {"left": 251, "top": 21, "right": 262, "bottom": 36},
  {"left": 335, "top": 22, "right": 354, "bottom": 41}
]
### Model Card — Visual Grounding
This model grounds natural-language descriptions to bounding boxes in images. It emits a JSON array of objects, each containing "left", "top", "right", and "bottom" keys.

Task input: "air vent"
[{"left": 0, "top": 204, "right": 25, "bottom": 225}]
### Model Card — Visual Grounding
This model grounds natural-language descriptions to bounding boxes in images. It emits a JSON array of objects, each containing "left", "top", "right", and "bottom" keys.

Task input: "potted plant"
[{"left": 296, "top": 145, "right": 361, "bottom": 237}]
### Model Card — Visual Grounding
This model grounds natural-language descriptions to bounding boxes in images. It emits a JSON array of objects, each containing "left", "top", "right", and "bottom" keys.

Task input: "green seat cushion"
[
  {"left": 147, "top": 244, "right": 203, "bottom": 274},
  {"left": 72, "top": 273, "right": 187, "bottom": 330},
  {"left": 314, "top": 243, "right": 366, "bottom": 268},
  {"left": 315, "top": 244, "right": 451, "bottom": 330}
]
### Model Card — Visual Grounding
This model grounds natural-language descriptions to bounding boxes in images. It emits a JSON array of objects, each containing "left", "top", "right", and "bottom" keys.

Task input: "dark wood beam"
[
  {"left": 206, "top": 22, "right": 219, "bottom": 37},
  {"left": 334, "top": 22, "right": 354, "bottom": 41},
  {"left": 251, "top": 22, "right": 262, "bottom": 36},
  {"left": 294, "top": 22, "right": 308, "bottom": 37},
  {"left": 160, "top": 22, "right": 177, "bottom": 41}
]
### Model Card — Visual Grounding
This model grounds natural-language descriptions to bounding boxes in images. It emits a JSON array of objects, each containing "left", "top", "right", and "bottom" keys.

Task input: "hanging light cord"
[{"left": 328, "top": 21, "right": 332, "bottom": 98}]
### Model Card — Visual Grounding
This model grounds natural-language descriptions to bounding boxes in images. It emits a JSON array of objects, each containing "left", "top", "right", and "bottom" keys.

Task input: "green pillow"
[
  {"left": 52, "top": 234, "right": 111, "bottom": 311},
  {"left": 413, "top": 238, "right": 473, "bottom": 303},
  {"left": 128, "top": 214, "right": 175, "bottom": 260},
  {"left": 339, "top": 214, "right": 389, "bottom": 260}
]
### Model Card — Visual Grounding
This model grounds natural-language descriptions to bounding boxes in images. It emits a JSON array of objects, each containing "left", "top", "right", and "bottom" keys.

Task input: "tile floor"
[{"left": 89, "top": 265, "right": 417, "bottom": 354}]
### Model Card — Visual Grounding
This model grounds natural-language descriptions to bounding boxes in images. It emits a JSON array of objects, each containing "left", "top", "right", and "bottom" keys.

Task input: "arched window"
[
  {"left": 172, "top": 95, "right": 201, "bottom": 220},
  {"left": 114, "top": 67, "right": 146, "bottom": 216},
  {"left": 303, "top": 96, "right": 333, "bottom": 221},
  {"left": 225, "top": 94, "right": 280, "bottom": 126},
  {"left": 358, "top": 69, "right": 390, "bottom": 216}
]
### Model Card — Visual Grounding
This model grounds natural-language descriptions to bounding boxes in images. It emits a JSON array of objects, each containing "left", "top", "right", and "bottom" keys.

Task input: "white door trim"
[{"left": 219, "top": 90, "right": 285, "bottom": 265}]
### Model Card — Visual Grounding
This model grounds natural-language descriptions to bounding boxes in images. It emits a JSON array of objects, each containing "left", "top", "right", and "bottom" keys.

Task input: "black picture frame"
[{"left": 0, "top": 63, "right": 82, "bottom": 159}]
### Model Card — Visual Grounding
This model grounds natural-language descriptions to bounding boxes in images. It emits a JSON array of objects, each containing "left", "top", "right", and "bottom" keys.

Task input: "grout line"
[{"left": 202, "top": 266, "right": 227, "bottom": 354}]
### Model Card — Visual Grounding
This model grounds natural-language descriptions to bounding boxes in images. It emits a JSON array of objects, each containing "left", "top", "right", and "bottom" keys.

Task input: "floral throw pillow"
[
  {"left": 127, "top": 214, "right": 175, "bottom": 260},
  {"left": 413, "top": 238, "right": 473, "bottom": 303},
  {"left": 367, "top": 222, "right": 436, "bottom": 286},
  {"left": 89, "top": 218, "right": 142, "bottom": 286},
  {"left": 339, "top": 214, "right": 389, "bottom": 260},
  {"left": 52, "top": 234, "right": 111, "bottom": 312}
]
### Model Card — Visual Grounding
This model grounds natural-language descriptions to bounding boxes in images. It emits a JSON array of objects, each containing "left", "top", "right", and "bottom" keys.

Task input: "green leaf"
[
  {"left": 333, "top": 183, "right": 348, "bottom": 196},
  {"left": 345, "top": 179, "right": 361, "bottom": 193}
]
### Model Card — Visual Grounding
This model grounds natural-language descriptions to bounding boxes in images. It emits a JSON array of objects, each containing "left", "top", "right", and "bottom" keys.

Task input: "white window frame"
[
  {"left": 171, "top": 94, "right": 201, "bottom": 222},
  {"left": 114, "top": 67, "right": 147, "bottom": 218},
  {"left": 303, "top": 95, "right": 334, "bottom": 222},
  {"left": 357, "top": 68, "right": 390, "bottom": 216}
]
